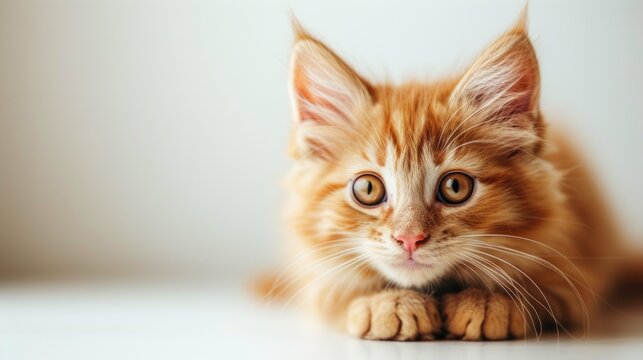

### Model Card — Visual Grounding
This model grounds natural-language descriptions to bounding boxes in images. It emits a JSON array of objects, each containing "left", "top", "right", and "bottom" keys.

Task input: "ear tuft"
[
  {"left": 290, "top": 14, "right": 313, "bottom": 43},
  {"left": 510, "top": 4, "right": 529, "bottom": 35}
]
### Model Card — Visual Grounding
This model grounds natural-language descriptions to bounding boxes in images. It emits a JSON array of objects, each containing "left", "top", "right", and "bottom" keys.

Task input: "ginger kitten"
[{"left": 269, "top": 13, "right": 623, "bottom": 341}]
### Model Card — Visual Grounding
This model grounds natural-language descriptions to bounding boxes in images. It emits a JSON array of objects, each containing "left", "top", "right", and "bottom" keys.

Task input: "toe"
[
  {"left": 367, "top": 294, "right": 400, "bottom": 339},
  {"left": 482, "top": 294, "right": 509, "bottom": 340},
  {"left": 395, "top": 303, "right": 419, "bottom": 340},
  {"left": 443, "top": 289, "right": 486, "bottom": 340},
  {"left": 347, "top": 296, "right": 371, "bottom": 338},
  {"left": 508, "top": 301, "right": 527, "bottom": 338}
]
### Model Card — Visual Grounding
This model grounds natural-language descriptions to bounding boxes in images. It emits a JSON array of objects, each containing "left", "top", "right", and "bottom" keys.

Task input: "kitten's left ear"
[
  {"left": 288, "top": 20, "right": 374, "bottom": 160},
  {"left": 450, "top": 12, "right": 544, "bottom": 151}
]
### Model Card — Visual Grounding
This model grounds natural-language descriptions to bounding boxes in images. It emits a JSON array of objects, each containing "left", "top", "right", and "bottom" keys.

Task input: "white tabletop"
[{"left": 0, "top": 282, "right": 640, "bottom": 360}]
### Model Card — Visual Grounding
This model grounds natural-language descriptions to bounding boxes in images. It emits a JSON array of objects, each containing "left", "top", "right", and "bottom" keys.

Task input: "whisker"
[
  {"left": 280, "top": 255, "right": 371, "bottom": 311},
  {"left": 452, "top": 252, "right": 541, "bottom": 339},
  {"left": 458, "top": 237, "right": 591, "bottom": 337},
  {"left": 464, "top": 249, "right": 563, "bottom": 340},
  {"left": 263, "top": 247, "right": 365, "bottom": 304}
]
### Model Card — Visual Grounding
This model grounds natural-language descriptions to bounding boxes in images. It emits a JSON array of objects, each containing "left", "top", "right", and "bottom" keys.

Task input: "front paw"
[
  {"left": 346, "top": 289, "right": 441, "bottom": 340},
  {"left": 442, "top": 288, "right": 526, "bottom": 340}
]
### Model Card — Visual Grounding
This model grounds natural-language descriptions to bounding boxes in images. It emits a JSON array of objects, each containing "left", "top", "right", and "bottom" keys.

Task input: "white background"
[{"left": 0, "top": 0, "right": 641, "bottom": 282}]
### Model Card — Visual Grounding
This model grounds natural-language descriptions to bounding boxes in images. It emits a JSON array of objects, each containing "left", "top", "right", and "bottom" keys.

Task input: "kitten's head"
[{"left": 287, "top": 16, "right": 558, "bottom": 288}]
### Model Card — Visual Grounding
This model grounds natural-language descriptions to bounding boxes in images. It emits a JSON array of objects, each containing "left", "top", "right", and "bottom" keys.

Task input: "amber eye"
[
  {"left": 351, "top": 173, "right": 387, "bottom": 207},
  {"left": 437, "top": 171, "right": 475, "bottom": 205}
]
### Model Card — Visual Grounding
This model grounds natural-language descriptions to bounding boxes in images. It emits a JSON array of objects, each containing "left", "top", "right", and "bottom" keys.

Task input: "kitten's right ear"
[{"left": 288, "top": 21, "right": 373, "bottom": 160}]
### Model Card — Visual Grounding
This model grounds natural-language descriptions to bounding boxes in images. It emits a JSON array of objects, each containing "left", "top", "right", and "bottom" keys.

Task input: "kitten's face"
[{"left": 288, "top": 22, "right": 555, "bottom": 287}]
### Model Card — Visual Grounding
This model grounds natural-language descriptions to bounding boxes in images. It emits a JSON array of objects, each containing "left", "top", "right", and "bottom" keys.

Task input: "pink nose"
[{"left": 394, "top": 233, "right": 427, "bottom": 253}]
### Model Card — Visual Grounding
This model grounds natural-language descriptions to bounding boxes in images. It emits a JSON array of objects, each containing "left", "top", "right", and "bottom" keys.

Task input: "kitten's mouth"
[{"left": 393, "top": 259, "right": 432, "bottom": 269}]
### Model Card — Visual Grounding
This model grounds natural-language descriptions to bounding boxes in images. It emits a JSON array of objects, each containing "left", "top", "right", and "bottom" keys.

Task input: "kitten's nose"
[{"left": 393, "top": 233, "right": 427, "bottom": 253}]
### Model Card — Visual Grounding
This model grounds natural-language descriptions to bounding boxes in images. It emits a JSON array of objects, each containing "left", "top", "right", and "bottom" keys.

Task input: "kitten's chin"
[{"left": 376, "top": 260, "right": 447, "bottom": 288}]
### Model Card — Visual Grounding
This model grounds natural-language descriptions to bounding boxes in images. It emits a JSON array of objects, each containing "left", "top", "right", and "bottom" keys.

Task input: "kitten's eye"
[
  {"left": 351, "top": 173, "right": 386, "bottom": 207},
  {"left": 437, "top": 171, "right": 475, "bottom": 205}
]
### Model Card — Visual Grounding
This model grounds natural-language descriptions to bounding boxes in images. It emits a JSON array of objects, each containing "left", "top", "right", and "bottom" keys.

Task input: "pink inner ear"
[
  {"left": 507, "top": 70, "right": 537, "bottom": 115},
  {"left": 462, "top": 33, "right": 540, "bottom": 118},
  {"left": 471, "top": 69, "right": 536, "bottom": 118},
  {"left": 293, "top": 65, "right": 345, "bottom": 124}
]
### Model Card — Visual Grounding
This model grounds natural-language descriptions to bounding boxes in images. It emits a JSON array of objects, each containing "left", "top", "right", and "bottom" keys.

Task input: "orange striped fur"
[{"left": 274, "top": 13, "right": 623, "bottom": 340}]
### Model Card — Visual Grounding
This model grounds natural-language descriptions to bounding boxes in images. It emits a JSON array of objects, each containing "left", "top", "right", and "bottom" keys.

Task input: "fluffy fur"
[{"left": 266, "top": 13, "right": 624, "bottom": 341}]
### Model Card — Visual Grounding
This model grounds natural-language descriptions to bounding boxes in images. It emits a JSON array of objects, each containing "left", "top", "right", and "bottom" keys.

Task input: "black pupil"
[
  {"left": 450, "top": 179, "right": 459, "bottom": 193},
  {"left": 367, "top": 181, "right": 373, "bottom": 194}
]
